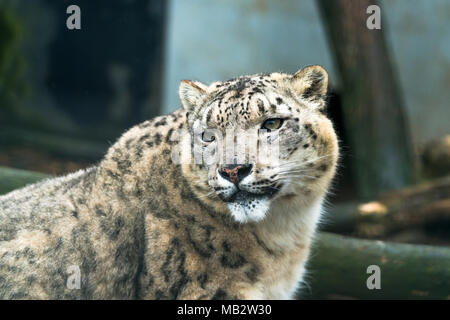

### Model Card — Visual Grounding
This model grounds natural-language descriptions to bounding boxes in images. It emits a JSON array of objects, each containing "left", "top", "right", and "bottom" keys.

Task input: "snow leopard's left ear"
[
  {"left": 179, "top": 80, "right": 208, "bottom": 112},
  {"left": 290, "top": 65, "right": 328, "bottom": 107}
]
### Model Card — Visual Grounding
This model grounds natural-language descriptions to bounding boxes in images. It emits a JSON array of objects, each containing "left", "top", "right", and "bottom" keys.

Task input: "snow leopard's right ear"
[
  {"left": 179, "top": 80, "right": 207, "bottom": 112},
  {"left": 290, "top": 65, "right": 328, "bottom": 108}
]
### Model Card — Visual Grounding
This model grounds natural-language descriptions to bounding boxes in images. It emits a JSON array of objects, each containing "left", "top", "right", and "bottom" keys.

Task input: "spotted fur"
[{"left": 0, "top": 65, "right": 338, "bottom": 299}]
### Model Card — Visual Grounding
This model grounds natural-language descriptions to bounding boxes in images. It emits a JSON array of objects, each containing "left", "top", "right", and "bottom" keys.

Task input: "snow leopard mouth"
[
  {"left": 224, "top": 188, "right": 280, "bottom": 203},
  {"left": 226, "top": 190, "right": 266, "bottom": 203}
]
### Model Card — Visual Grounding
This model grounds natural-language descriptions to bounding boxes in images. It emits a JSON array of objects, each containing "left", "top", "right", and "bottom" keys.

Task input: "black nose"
[{"left": 219, "top": 164, "right": 253, "bottom": 184}]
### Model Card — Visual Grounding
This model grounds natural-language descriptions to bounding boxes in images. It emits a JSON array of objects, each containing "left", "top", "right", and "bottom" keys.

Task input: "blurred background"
[{"left": 0, "top": 0, "right": 449, "bottom": 299}]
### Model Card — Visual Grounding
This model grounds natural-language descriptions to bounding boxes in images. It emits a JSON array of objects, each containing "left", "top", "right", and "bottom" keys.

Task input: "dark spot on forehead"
[
  {"left": 229, "top": 77, "right": 252, "bottom": 93},
  {"left": 251, "top": 87, "right": 263, "bottom": 94},
  {"left": 257, "top": 99, "right": 265, "bottom": 114},
  {"left": 154, "top": 119, "right": 167, "bottom": 127},
  {"left": 206, "top": 108, "right": 213, "bottom": 123},
  {"left": 154, "top": 133, "right": 162, "bottom": 146}
]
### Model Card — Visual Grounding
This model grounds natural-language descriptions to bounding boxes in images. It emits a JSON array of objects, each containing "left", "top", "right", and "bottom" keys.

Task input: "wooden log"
[
  {"left": 0, "top": 166, "right": 50, "bottom": 195},
  {"left": 316, "top": 0, "right": 416, "bottom": 199},
  {"left": 421, "top": 135, "right": 450, "bottom": 178},
  {"left": 323, "top": 175, "right": 450, "bottom": 238},
  {"left": 303, "top": 232, "right": 450, "bottom": 299}
]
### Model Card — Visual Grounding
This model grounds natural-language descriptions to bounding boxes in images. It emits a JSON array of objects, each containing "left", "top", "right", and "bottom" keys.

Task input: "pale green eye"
[{"left": 261, "top": 118, "right": 284, "bottom": 131}]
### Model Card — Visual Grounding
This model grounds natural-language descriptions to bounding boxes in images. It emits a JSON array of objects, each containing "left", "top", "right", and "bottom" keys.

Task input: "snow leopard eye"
[
  {"left": 261, "top": 118, "right": 284, "bottom": 131},
  {"left": 201, "top": 131, "right": 216, "bottom": 143}
]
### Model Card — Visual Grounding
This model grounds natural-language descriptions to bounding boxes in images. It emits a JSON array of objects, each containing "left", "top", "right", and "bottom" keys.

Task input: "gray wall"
[{"left": 163, "top": 0, "right": 450, "bottom": 147}]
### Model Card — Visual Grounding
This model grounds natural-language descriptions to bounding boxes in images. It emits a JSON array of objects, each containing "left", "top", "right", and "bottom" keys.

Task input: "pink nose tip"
[{"left": 219, "top": 164, "right": 253, "bottom": 184}]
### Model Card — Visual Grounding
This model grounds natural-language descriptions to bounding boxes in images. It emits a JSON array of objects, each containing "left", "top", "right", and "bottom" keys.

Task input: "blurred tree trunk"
[{"left": 316, "top": 0, "right": 415, "bottom": 199}]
